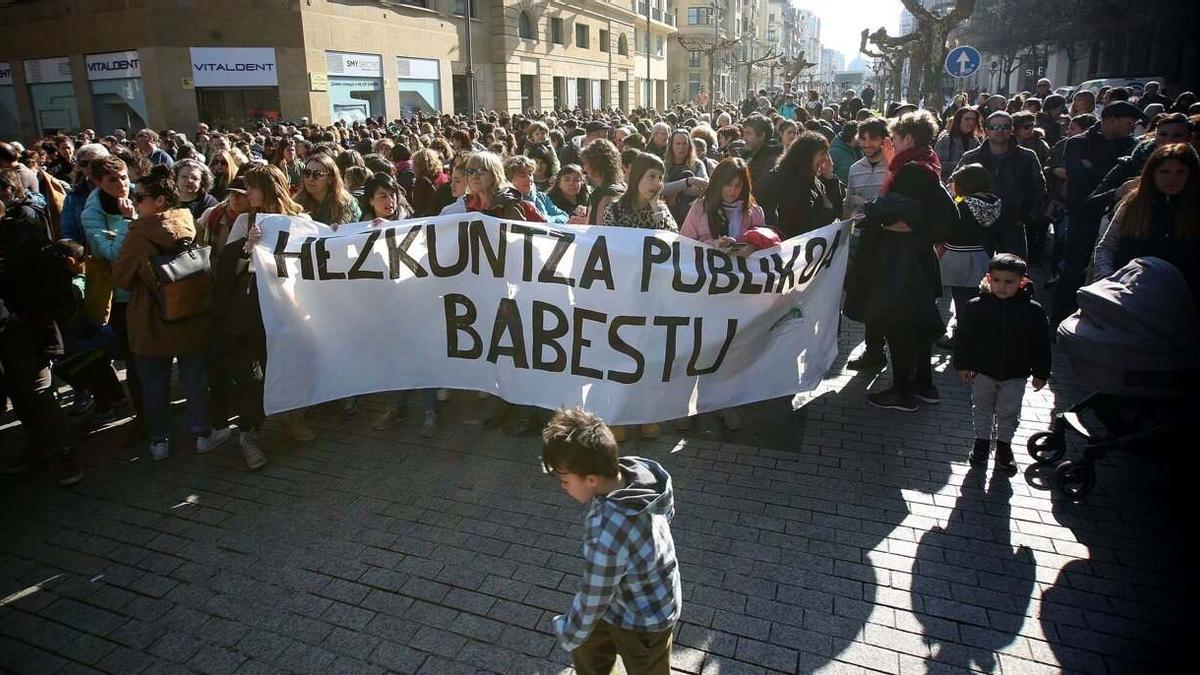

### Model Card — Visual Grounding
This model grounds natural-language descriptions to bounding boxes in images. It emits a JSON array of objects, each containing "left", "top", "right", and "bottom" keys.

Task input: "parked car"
[{"left": 1074, "top": 76, "right": 1171, "bottom": 99}]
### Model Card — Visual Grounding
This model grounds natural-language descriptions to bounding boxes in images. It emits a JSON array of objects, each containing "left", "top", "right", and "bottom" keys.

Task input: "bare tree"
[{"left": 900, "top": 0, "right": 978, "bottom": 107}]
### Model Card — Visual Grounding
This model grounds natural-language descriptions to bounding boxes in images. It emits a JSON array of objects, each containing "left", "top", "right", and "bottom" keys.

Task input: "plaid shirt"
[{"left": 553, "top": 457, "right": 682, "bottom": 652}]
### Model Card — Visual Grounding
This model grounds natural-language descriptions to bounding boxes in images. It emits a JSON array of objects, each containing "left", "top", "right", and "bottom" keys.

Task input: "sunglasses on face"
[
  {"left": 987, "top": 124, "right": 1013, "bottom": 131},
  {"left": 302, "top": 169, "right": 329, "bottom": 179}
]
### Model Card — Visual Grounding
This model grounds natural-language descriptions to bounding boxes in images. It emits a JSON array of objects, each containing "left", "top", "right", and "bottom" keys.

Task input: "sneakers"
[
  {"left": 847, "top": 351, "right": 887, "bottom": 372},
  {"left": 994, "top": 441, "right": 1018, "bottom": 475},
  {"left": 239, "top": 431, "right": 268, "bottom": 470},
  {"left": 54, "top": 452, "right": 84, "bottom": 487},
  {"left": 373, "top": 405, "right": 405, "bottom": 430},
  {"left": 284, "top": 412, "right": 317, "bottom": 442},
  {"left": 914, "top": 385, "right": 941, "bottom": 404},
  {"left": 720, "top": 408, "right": 742, "bottom": 431},
  {"left": 67, "top": 390, "right": 95, "bottom": 417},
  {"left": 149, "top": 439, "right": 170, "bottom": 461},
  {"left": 419, "top": 411, "right": 439, "bottom": 438},
  {"left": 196, "top": 427, "right": 233, "bottom": 454},
  {"left": 969, "top": 438, "right": 990, "bottom": 466},
  {"left": 866, "top": 389, "right": 919, "bottom": 412},
  {"left": 639, "top": 424, "right": 660, "bottom": 440}
]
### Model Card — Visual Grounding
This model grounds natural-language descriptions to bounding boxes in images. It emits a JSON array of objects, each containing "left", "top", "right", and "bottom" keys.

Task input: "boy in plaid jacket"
[{"left": 542, "top": 408, "right": 682, "bottom": 675}]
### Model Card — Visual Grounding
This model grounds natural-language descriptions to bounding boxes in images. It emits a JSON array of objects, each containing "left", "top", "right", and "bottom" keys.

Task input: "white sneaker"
[
  {"left": 149, "top": 440, "right": 170, "bottom": 461},
  {"left": 436, "top": 388, "right": 451, "bottom": 402},
  {"left": 239, "top": 431, "right": 268, "bottom": 470},
  {"left": 196, "top": 427, "right": 233, "bottom": 454},
  {"left": 419, "top": 410, "right": 439, "bottom": 438}
]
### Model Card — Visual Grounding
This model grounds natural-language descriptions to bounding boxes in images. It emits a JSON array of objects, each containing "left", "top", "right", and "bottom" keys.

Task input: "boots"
[
  {"left": 994, "top": 440, "right": 1018, "bottom": 475},
  {"left": 969, "top": 438, "right": 990, "bottom": 466}
]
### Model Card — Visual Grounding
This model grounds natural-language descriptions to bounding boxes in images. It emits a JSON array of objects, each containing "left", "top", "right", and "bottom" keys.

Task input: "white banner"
[
  {"left": 189, "top": 47, "right": 277, "bottom": 87},
  {"left": 252, "top": 214, "right": 850, "bottom": 425},
  {"left": 86, "top": 50, "right": 141, "bottom": 80}
]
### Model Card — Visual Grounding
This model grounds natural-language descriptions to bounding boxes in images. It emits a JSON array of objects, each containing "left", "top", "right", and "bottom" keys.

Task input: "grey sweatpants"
[{"left": 971, "top": 373, "right": 1026, "bottom": 443}]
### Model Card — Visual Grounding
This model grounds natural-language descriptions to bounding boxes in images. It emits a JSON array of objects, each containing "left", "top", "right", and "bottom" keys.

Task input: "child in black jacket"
[{"left": 953, "top": 254, "right": 1052, "bottom": 474}]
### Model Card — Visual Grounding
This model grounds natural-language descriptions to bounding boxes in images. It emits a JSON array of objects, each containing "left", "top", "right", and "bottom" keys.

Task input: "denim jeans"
[{"left": 135, "top": 352, "right": 211, "bottom": 441}]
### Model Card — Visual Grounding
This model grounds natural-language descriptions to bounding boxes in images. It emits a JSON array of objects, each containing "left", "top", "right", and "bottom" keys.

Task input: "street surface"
[{"left": 0, "top": 312, "right": 1184, "bottom": 674}]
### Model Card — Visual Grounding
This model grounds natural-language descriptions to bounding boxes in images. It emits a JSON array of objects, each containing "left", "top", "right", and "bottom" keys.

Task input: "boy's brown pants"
[{"left": 572, "top": 621, "right": 673, "bottom": 675}]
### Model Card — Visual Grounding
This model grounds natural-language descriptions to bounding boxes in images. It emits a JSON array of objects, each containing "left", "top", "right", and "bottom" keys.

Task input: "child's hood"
[
  {"left": 962, "top": 193, "right": 1002, "bottom": 228},
  {"left": 604, "top": 456, "right": 674, "bottom": 517}
]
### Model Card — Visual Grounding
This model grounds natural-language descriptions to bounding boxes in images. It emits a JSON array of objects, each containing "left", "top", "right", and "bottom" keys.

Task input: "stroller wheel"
[
  {"left": 1028, "top": 431, "right": 1066, "bottom": 464},
  {"left": 1054, "top": 460, "right": 1096, "bottom": 500}
]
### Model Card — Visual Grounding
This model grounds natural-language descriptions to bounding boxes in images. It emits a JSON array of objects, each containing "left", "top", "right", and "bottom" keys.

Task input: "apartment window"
[
  {"left": 551, "top": 17, "right": 564, "bottom": 44},
  {"left": 687, "top": 8, "right": 711, "bottom": 25},
  {"left": 395, "top": 0, "right": 428, "bottom": 7},
  {"left": 519, "top": 12, "right": 535, "bottom": 40},
  {"left": 576, "top": 23, "right": 589, "bottom": 49},
  {"left": 656, "top": 36, "right": 664, "bottom": 56},
  {"left": 688, "top": 51, "right": 701, "bottom": 68},
  {"left": 452, "top": 0, "right": 476, "bottom": 17},
  {"left": 618, "top": 34, "right": 629, "bottom": 55},
  {"left": 599, "top": 29, "right": 610, "bottom": 52}
]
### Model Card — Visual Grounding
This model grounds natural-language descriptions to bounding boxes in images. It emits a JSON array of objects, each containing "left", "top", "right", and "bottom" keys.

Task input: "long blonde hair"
[{"left": 242, "top": 164, "right": 303, "bottom": 216}]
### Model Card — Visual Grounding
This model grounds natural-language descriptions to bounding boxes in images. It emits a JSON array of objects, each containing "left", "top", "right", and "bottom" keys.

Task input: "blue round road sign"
[{"left": 945, "top": 46, "right": 981, "bottom": 78}]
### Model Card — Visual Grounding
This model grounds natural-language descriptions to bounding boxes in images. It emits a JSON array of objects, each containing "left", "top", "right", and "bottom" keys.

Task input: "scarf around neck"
[{"left": 883, "top": 145, "right": 941, "bottom": 194}]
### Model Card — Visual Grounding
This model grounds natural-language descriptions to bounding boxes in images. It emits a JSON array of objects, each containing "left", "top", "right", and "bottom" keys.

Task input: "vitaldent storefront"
[
  {"left": 24, "top": 56, "right": 79, "bottom": 134},
  {"left": 0, "top": 62, "right": 18, "bottom": 139},
  {"left": 190, "top": 47, "right": 280, "bottom": 124},
  {"left": 86, "top": 50, "right": 147, "bottom": 133},
  {"left": 326, "top": 51, "right": 384, "bottom": 124}
]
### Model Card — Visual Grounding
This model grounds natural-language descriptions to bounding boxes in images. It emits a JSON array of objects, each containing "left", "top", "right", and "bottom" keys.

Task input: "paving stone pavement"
[{"left": 0, "top": 313, "right": 1187, "bottom": 674}]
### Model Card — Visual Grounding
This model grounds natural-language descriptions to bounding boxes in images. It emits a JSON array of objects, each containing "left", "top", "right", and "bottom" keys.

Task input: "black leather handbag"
[{"left": 148, "top": 238, "right": 213, "bottom": 323}]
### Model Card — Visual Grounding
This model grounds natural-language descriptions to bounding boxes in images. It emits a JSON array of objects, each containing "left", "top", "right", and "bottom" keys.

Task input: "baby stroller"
[{"left": 1028, "top": 258, "right": 1200, "bottom": 499}]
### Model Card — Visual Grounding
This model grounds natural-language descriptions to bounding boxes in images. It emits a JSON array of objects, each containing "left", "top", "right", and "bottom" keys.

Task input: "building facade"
[{"left": 0, "top": 0, "right": 674, "bottom": 139}]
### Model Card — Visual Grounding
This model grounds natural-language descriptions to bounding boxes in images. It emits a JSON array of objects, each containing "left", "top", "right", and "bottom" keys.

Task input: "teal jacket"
[
  {"left": 524, "top": 188, "right": 569, "bottom": 223},
  {"left": 829, "top": 137, "right": 862, "bottom": 185},
  {"left": 81, "top": 188, "right": 131, "bottom": 303}
]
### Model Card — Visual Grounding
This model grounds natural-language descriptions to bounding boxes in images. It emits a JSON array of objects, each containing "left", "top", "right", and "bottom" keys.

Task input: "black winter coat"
[
  {"left": 0, "top": 198, "right": 76, "bottom": 357},
  {"left": 743, "top": 141, "right": 785, "bottom": 203},
  {"left": 958, "top": 140, "right": 1046, "bottom": 239},
  {"left": 952, "top": 284, "right": 1052, "bottom": 381},
  {"left": 758, "top": 171, "right": 844, "bottom": 237}
]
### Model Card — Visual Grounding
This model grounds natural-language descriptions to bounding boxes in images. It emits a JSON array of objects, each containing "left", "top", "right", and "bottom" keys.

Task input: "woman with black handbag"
[{"left": 113, "top": 166, "right": 228, "bottom": 462}]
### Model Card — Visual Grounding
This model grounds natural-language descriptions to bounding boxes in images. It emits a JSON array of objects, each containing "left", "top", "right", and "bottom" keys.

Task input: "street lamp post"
[
  {"left": 464, "top": 0, "right": 476, "bottom": 115},
  {"left": 646, "top": 2, "right": 652, "bottom": 109}
]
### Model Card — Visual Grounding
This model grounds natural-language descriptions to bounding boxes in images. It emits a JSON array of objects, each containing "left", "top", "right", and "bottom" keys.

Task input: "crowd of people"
[{"left": 2, "top": 76, "right": 1198, "bottom": 487}]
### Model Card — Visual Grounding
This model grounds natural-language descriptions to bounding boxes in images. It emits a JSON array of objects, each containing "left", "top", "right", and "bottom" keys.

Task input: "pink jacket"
[{"left": 679, "top": 200, "right": 767, "bottom": 245}]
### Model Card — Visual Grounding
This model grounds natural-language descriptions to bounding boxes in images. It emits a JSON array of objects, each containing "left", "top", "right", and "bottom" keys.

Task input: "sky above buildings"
[{"left": 794, "top": 0, "right": 902, "bottom": 64}]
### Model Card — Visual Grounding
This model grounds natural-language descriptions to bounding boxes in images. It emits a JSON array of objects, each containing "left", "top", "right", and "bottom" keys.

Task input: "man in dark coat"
[
  {"left": 959, "top": 111, "right": 1047, "bottom": 259},
  {"left": 1050, "top": 101, "right": 1140, "bottom": 325},
  {"left": 739, "top": 114, "right": 785, "bottom": 203},
  {"left": 0, "top": 170, "right": 84, "bottom": 486}
]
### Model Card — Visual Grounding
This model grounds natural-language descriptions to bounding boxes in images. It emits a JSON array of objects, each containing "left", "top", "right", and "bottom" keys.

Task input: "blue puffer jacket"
[
  {"left": 81, "top": 188, "right": 131, "bottom": 303},
  {"left": 59, "top": 180, "right": 92, "bottom": 244}
]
